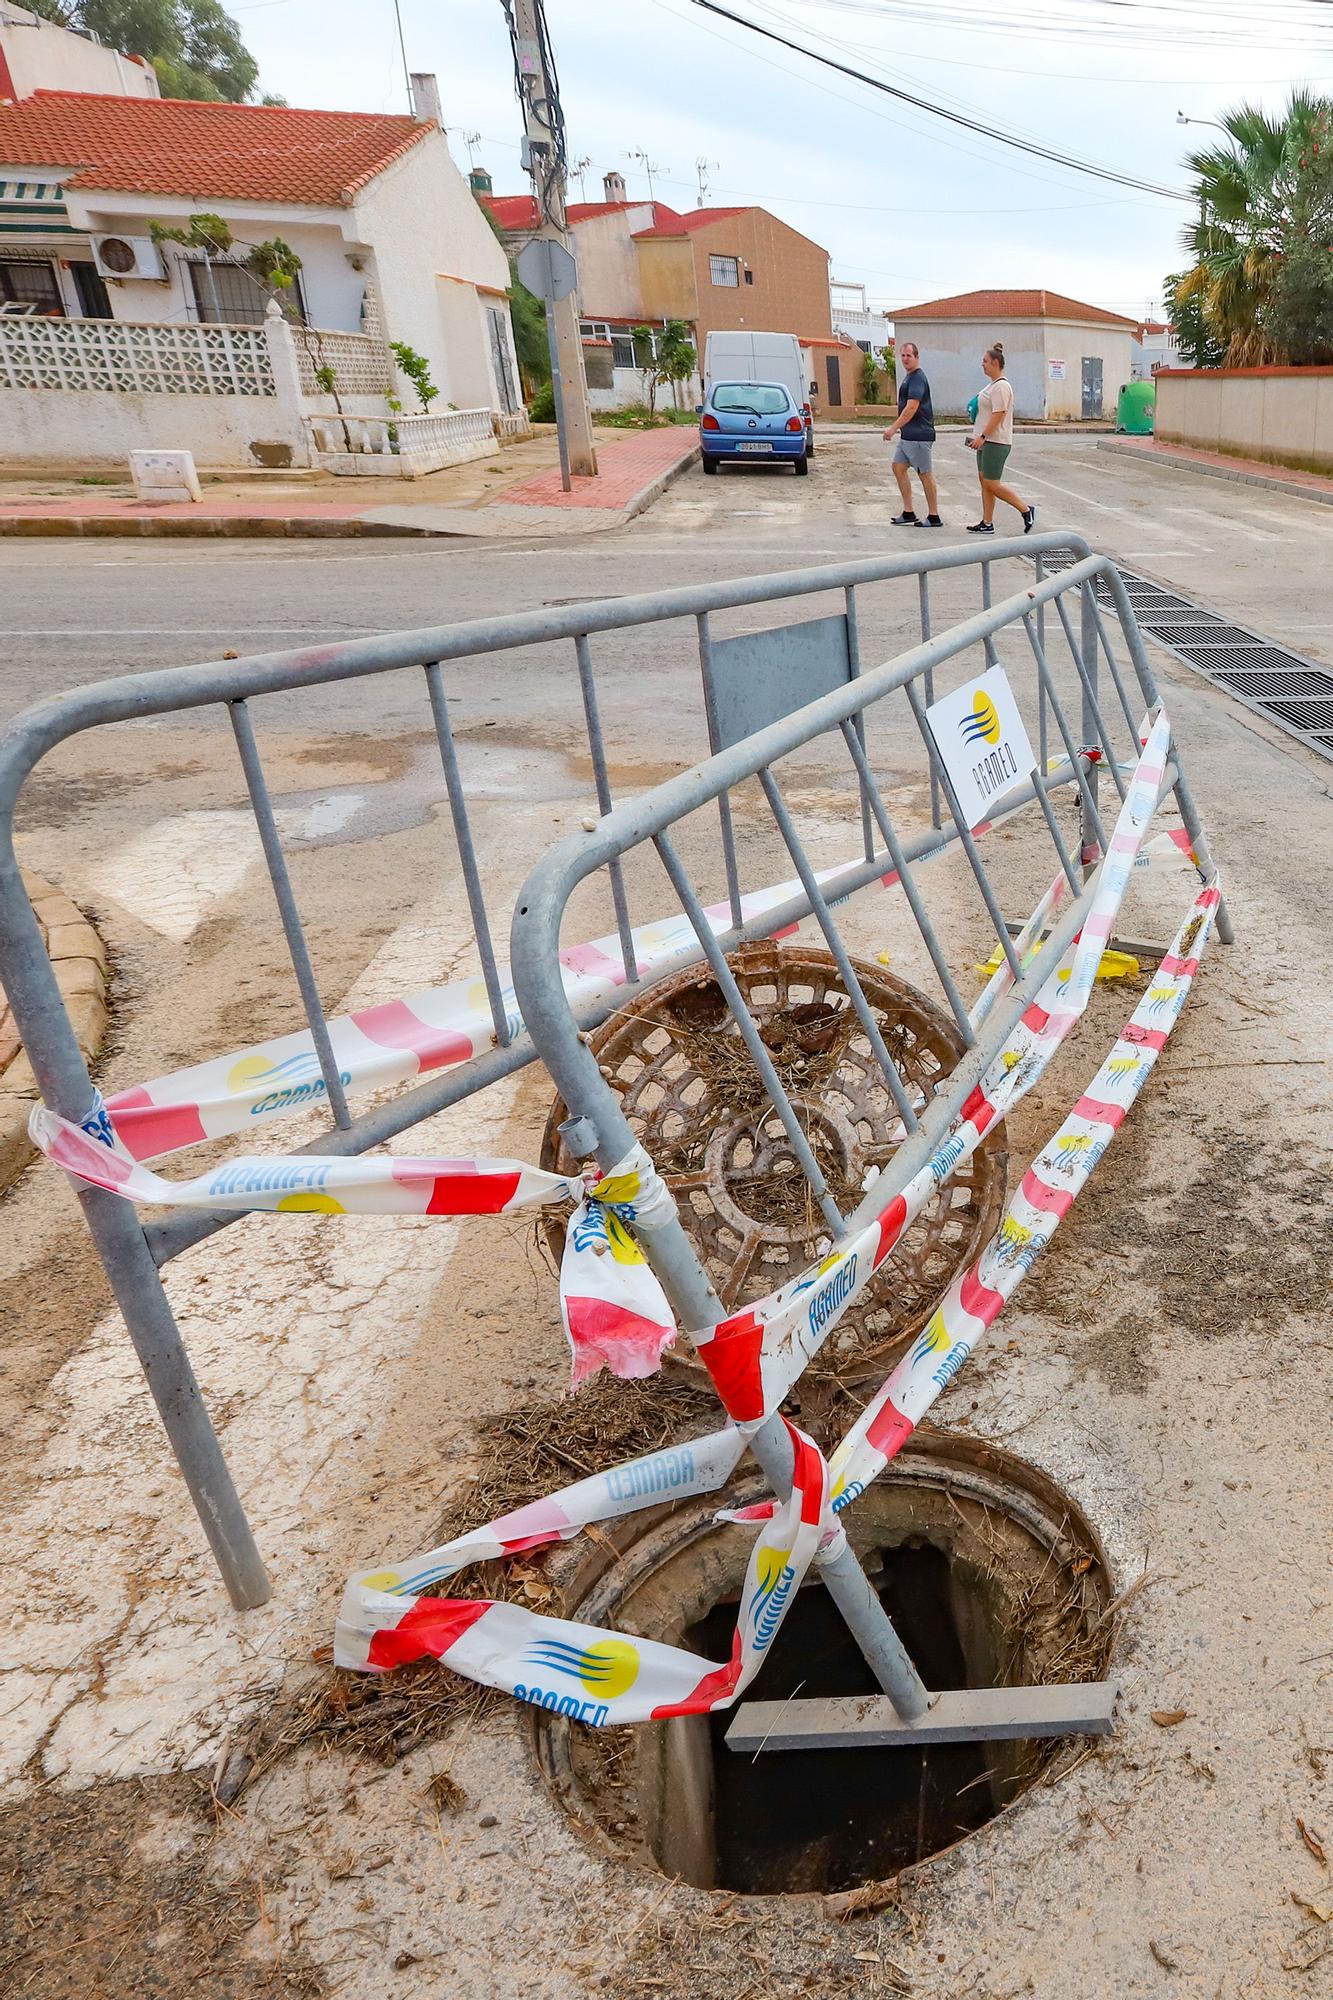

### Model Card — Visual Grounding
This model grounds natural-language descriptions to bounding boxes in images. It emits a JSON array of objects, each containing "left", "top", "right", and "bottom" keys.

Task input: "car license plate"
[{"left": 738, "top": 441, "right": 773, "bottom": 453}]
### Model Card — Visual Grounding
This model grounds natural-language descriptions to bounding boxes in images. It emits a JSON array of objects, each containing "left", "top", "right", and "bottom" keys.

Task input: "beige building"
[
  {"left": 481, "top": 171, "right": 858, "bottom": 410},
  {"left": 890, "top": 289, "right": 1138, "bottom": 421}
]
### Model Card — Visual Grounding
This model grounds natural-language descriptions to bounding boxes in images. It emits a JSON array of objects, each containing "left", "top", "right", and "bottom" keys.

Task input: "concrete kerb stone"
[
  {"left": 1098, "top": 437, "right": 1333, "bottom": 508},
  {"left": 0, "top": 872, "right": 109, "bottom": 1194}
]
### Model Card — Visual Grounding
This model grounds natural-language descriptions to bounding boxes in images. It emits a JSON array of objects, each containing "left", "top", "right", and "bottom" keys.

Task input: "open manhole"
[
  {"left": 531, "top": 1431, "right": 1112, "bottom": 1895},
  {"left": 541, "top": 942, "right": 1007, "bottom": 1388}
]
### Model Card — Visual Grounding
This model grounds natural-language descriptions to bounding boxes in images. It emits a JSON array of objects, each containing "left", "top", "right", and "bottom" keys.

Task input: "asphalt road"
[{"left": 2, "top": 429, "right": 1332, "bottom": 723}]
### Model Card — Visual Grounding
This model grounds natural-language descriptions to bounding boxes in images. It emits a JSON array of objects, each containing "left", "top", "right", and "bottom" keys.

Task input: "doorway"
[
  {"left": 826, "top": 352, "right": 842, "bottom": 406},
  {"left": 1081, "top": 355, "right": 1104, "bottom": 419}
]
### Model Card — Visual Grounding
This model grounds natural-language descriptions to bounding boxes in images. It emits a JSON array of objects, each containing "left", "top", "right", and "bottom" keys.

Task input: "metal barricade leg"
[{"left": 0, "top": 880, "right": 270, "bottom": 1609}]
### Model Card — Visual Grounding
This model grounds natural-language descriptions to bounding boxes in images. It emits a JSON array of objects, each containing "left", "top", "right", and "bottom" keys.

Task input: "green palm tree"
[{"left": 1176, "top": 92, "right": 1329, "bottom": 364}]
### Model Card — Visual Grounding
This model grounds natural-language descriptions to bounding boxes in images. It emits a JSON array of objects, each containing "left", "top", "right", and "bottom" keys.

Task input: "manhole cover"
[
  {"left": 530, "top": 1430, "right": 1113, "bottom": 1893},
  {"left": 541, "top": 942, "right": 1006, "bottom": 1387}
]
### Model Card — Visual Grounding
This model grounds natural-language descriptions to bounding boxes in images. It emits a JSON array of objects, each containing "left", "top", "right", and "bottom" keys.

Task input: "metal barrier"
[
  {"left": 508, "top": 545, "right": 1227, "bottom": 1740},
  {"left": 0, "top": 532, "right": 1226, "bottom": 1617}
]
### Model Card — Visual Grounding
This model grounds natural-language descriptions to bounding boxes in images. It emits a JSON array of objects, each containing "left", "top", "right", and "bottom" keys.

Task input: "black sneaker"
[
  {"left": 915, "top": 514, "right": 944, "bottom": 528},
  {"left": 890, "top": 510, "right": 917, "bottom": 525},
  {"left": 966, "top": 520, "right": 994, "bottom": 534},
  {"left": 1021, "top": 505, "right": 1037, "bottom": 534}
]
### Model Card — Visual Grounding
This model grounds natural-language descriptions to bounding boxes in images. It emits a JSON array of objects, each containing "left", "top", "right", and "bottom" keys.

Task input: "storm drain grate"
[
  {"left": 1137, "top": 624, "right": 1261, "bottom": 647},
  {"left": 1211, "top": 666, "right": 1333, "bottom": 698},
  {"left": 1033, "top": 546, "right": 1333, "bottom": 762}
]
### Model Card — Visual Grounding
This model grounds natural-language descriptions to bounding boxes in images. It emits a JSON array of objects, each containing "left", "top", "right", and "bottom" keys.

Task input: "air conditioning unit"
[{"left": 91, "top": 235, "right": 166, "bottom": 282}]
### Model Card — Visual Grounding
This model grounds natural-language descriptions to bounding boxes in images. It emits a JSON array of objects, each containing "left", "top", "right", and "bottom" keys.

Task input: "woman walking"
[{"left": 966, "top": 342, "right": 1037, "bottom": 535}]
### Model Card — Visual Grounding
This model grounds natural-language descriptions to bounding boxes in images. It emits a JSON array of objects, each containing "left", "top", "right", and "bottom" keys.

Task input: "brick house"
[{"left": 480, "top": 170, "right": 857, "bottom": 411}]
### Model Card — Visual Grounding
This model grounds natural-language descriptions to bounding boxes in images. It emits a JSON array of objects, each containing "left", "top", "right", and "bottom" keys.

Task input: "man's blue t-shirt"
[{"left": 899, "top": 367, "right": 935, "bottom": 441}]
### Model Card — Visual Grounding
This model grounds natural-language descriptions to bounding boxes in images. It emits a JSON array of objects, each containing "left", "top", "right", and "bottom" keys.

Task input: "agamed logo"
[
  {"left": 959, "top": 690, "right": 1019, "bottom": 802},
  {"left": 515, "top": 1634, "right": 641, "bottom": 1726}
]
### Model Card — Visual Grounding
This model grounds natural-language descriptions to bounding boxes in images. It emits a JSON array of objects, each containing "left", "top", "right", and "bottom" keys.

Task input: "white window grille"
[{"left": 709, "top": 254, "right": 739, "bottom": 287}]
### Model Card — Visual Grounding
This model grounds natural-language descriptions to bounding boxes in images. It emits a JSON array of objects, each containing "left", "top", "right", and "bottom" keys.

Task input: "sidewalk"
[
  {"left": 0, "top": 424, "right": 699, "bottom": 540},
  {"left": 1098, "top": 433, "right": 1333, "bottom": 506}
]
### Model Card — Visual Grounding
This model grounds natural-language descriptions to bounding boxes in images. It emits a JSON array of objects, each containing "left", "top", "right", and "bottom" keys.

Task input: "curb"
[
  {"left": 0, "top": 443, "right": 703, "bottom": 541},
  {"left": 1097, "top": 438, "right": 1333, "bottom": 509},
  {"left": 620, "top": 439, "right": 701, "bottom": 520},
  {"left": 0, "top": 872, "right": 109, "bottom": 1194}
]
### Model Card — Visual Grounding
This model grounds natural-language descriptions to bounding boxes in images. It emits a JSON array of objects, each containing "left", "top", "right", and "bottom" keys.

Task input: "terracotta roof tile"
[
  {"left": 891, "top": 287, "right": 1138, "bottom": 330},
  {"left": 0, "top": 91, "right": 432, "bottom": 206}
]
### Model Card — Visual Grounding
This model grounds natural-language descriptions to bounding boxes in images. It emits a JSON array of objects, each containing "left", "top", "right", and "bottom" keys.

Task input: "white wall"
[
  {"left": 890, "top": 320, "right": 1046, "bottom": 418},
  {"left": 1042, "top": 323, "right": 1132, "bottom": 420},
  {"left": 62, "top": 193, "right": 372, "bottom": 331},
  {"left": 351, "top": 129, "right": 513, "bottom": 412},
  {"left": 0, "top": 3, "right": 159, "bottom": 98}
]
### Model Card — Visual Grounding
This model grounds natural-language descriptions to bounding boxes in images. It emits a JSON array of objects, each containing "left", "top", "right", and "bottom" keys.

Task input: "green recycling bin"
[{"left": 1117, "top": 379, "right": 1156, "bottom": 435}]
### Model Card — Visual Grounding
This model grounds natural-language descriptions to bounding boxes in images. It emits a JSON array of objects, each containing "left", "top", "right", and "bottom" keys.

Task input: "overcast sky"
[{"left": 236, "top": 0, "right": 1333, "bottom": 323}]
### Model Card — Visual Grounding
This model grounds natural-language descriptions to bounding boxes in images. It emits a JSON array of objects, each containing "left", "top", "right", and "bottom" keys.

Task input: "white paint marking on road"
[
  {"left": 1017, "top": 467, "right": 1135, "bottom": 518},
  {"left": 86, "top": 797, "right": 368, "bottom": 939}
]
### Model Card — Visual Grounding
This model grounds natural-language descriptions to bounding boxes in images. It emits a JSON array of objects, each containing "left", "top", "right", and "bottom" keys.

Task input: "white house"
[
  {"left": 889, "top": 289, "right": 1137, "bottom": 421},
  {"left": 1131, "top": 318, "right": 1185, "bottom": 379},
  {"left": 830, "top": 279, "right": 888, "bottom": 355},
  {"left": 1, "top": 1, "right": 160, "bottom": 104},
  {"left": 0, "top": 80, "right": 523, "bottom": 471}
]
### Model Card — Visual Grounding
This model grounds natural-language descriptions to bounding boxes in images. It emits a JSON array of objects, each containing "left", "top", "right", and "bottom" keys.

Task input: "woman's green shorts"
[{"left": 978, "top": 441, "right": 1012, "bottom": 480}]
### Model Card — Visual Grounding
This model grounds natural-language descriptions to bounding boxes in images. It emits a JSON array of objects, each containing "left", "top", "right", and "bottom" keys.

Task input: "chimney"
[
  {"left": 469, "top": 166, "right": 493, "bottom": 196},
  {"left": 603, "top": 170, "right": 627, "bottom": 202},
  {"left": 409, "top": 72, "right": 442, "bottom": 126}
]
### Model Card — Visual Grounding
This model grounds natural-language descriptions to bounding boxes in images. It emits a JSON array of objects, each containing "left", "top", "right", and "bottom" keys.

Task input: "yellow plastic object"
[{"left": 975, "top": 943, "right": 1140, "bottom": 981}]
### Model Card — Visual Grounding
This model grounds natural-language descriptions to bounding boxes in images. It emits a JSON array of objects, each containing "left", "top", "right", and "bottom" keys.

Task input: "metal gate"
[{"left": 1082, "top": 355, "right": 1104, "bottom": 419}]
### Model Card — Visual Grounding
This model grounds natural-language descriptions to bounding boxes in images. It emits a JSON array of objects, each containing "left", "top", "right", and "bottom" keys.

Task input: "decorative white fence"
[
  {"left": 294, "top": 327, "right": 392, "bottom": 400},
  {"left": 0, "top": 315, "right": 276, "bottom": 397},
  {"left": 306, "top": 405, "right": 500, "bottom": 478}
]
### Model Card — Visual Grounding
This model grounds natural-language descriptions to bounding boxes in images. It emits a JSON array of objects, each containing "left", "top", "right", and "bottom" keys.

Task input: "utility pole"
[{"left": 507, "top": 0, "right": 597, "bottom": 478}]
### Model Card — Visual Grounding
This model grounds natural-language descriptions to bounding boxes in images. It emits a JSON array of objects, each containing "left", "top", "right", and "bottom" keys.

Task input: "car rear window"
[{"left": 711, "top": 384, "right": 791, "bottom": 414}]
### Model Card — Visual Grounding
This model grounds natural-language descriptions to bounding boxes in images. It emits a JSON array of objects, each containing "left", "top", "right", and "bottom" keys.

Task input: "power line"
[{"left": 683, "top": 0, "right": 1192, "bottom": 198}]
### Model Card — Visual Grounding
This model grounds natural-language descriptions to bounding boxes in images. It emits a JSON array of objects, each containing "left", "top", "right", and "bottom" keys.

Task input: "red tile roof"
[
  {"left": 482, "top": 194, "right": 689, "bottom": 234},
  {"left": 0, "top": 91, "right": 433, "bottom": 206},
  {"left": 633, "top": 204, "right": 747, "bottom": 240},
  {"left": 891, "top": 288, "right": 1138, "bottom": 330}
]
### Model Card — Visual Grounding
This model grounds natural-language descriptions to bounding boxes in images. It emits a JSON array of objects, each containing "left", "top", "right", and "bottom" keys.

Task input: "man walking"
[{"left": 882, "top": 340, "right": 942, "bottom": 527}]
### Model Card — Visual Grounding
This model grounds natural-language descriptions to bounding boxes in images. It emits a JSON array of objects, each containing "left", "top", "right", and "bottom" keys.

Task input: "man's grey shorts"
[{"left": 892, "top": 438, "right": 934, "bottom": 472}]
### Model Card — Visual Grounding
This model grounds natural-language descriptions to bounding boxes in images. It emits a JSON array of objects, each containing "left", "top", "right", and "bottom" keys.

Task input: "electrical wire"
[{"left": 684, "top": 0, "right": 1189, "bottom": 197}]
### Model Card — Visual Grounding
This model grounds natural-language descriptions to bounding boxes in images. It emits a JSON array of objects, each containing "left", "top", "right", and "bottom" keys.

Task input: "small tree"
[
  {"left": 389, "top": 340, "right": 439, "bottom": 414},
  {"left": 1163, "top": 269, "right": 1226, "bottom": 369},
  {"left": 859, "top": 348, "right": 881, "bottom": 404},
  {"left": 630, "top": 320, "right": 696, "bottom": 417},
  {"left": 654, "top": 319, "right": 697, "bottom": 411}
]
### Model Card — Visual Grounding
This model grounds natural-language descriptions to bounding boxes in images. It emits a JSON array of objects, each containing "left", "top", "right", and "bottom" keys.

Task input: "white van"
[{"left": 703, "top": 331, "right": 814, "bottom": 450}]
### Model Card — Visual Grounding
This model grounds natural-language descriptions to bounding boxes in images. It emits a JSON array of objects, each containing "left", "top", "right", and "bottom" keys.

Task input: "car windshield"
[{"left": 711, "top": 384, "right": 791, "bottom": 415}]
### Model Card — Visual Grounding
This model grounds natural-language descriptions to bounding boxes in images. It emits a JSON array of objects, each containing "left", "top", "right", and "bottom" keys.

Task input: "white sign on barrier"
[{"left": 924, "top": 665, "right": 1036, "bottom": 831}]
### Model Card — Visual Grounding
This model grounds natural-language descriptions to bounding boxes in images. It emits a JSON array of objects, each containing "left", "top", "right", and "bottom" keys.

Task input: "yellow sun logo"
[
  {"left": 960, "top": 691, "right": 1002, "bottom": 747},
  {"left": 525, "top": 1635, "right": 640, "bottom": 1698}
]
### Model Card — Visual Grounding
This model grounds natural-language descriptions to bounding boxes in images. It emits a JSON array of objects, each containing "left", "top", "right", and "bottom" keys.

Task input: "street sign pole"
[
  {"left": 518, "top": 237, "right": 578, "bottom": 495},
  {"left": 509, "top": 0, "right": 598, "bottom": 480}
]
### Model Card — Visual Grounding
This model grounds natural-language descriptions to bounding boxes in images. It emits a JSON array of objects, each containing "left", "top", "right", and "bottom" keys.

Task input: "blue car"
[{"left": 699, "top": 380, "right": 810, "bottom": 474}]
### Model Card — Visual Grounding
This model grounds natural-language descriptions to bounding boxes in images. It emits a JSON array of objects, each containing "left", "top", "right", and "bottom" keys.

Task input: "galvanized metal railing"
[
  {"left": 0, "top": 531, "right": 1225, "bottom": 1611},
  {"left": 507, "top": 544, "right": 1226, "bottom": 1733}
]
